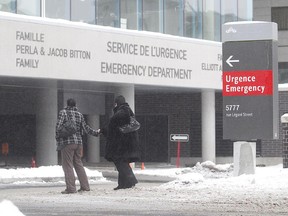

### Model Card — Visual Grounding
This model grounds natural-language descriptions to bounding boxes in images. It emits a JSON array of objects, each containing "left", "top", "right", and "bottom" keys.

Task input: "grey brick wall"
[{"left": 135, "top": 92, "right": 201, "bottom": 158}]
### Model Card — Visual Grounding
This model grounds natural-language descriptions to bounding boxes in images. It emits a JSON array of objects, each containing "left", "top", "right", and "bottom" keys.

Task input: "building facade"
[
  {"left": 0, "top": 0, "right": 285, "bottom": 167},
  {"left": 253, "top": 0, "right": 288, "bottom": 165}
]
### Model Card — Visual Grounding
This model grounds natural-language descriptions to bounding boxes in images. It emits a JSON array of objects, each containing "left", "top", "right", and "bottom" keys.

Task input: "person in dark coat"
[
  {"left": 98, "top": 95, "right": 140, "bottom": 190},
  {"left": 56, "top": 98, "right": 98, "bottom": 194}
]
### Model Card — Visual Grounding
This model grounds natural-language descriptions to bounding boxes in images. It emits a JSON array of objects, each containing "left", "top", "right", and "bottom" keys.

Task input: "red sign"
[{"left": 223, "top": 70, "right": 273, "bottom": 96}]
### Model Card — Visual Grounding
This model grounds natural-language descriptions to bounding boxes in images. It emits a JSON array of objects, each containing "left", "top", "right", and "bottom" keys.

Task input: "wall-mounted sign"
[{"left": 0, "top": 13, "right": 222, "bottom": 90}]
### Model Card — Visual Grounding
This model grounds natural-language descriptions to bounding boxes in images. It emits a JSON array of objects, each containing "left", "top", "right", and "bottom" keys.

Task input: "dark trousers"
[
  {"left": 61, "top": 144, "right": 90, "bottom": 192},
  {"left": 114, "top": 160, "right": 138, "bottom": 188}
]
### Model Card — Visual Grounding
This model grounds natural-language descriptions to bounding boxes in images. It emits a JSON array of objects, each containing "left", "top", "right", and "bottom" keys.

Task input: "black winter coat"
[{"left": 101, "top": 103, "right": 140, "bottom": 163}]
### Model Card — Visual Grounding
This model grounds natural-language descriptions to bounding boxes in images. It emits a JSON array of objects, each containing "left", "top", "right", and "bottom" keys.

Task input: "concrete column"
[
  {"left": 201, "top": 90, "right": 216, "bottom": 163},
  {"left": 115, "top": 85, "right": 135, "bottom": 111},
  {"left": 36, "top": 88, "right": 58, "bottom": 166},
  {"left": 87, "top": 115, "right": 100, "bottom": 163}
]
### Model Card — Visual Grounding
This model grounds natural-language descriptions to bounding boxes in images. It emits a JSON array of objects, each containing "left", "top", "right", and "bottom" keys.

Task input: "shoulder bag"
[
  {"left": 119, "top": 116, "right": 140, "bottom": 134},
  {"left": 58, "top": 110, "right": 77, "bottom": 138}
]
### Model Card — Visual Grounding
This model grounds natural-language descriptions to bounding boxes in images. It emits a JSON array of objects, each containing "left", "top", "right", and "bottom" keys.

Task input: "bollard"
[
  {"left": 233, "top": 141, "right": 256, "bottom": 176},
  {"left": 31, "top": 157, "right": 36, "bottom": 168},
  {"left": 141, "top": 162, "right": 145, "bottom": 170},
  {"left": 1, "top": 143, "right": 9, "bottom": 166}
]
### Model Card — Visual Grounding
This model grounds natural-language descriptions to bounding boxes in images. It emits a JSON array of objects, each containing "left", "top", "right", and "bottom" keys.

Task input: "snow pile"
[
  {"left": 158, "top": 161, "right": 233, "bottom": 189},
  {"left": 0, "top": 200, "right": 25, "bottom": 216},
  {"left": 0, "top": 165, "right": 105, "bottom": 184},
  {"left": 156, "top": 162, "right": 288, "bottom": 193}
]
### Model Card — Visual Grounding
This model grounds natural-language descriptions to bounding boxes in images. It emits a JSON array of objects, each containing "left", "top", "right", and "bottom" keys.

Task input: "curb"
[{"left": 102, "top": 170, "right": 176, "bottom": 183}]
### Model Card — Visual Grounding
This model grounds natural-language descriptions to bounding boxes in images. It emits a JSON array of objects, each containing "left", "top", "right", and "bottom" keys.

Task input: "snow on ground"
[
  {"left": 0, "top": 200, "right": 25, "bottom": 216},
  {"left": 1, "top": 162, "right": 288, "bottom": 215},
  {"left": 0, "top": 165, "right": 106, "bottom": 185}
]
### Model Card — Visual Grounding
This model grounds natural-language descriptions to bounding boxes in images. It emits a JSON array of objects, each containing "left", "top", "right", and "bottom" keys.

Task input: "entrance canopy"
[{"left": 0, "top": 12, "right": 222, "bottom": 90}]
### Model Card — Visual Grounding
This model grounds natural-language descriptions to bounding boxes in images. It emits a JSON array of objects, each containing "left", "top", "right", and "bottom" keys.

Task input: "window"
[
  {"left": 0, "top": 0, "right": 16, "bottom": 13},
  {"left": 45, "top": 0, "right": 70, "bottom": 20},
  {"left": 71, "top": 0, "right": 95, "bottom": 24},
  {"left": 164, "top": 0, "right": 183, "bottom": 36},
  {"left": 279, "top": 62, "right": 288, "bottom": 84},
  {"left": 96, "top": 0, "right": 119, "bottom": 27},
  {"left": 120, "top": 0, "right": 137, "bottom": 29},
  {"left": 203, "top": 0, "right": 220, "bottom": 41},
  {"left": 221, "top": 0, "right": 237, "bottom": 24},
  {"left": 272, "top": 7, "right": 288, "bottom": 30},
  {"left": 143, "top": 0, "right": 162, "bottom": 33},
  {"left": 238, "top": 0, "right": 252, "bottom": 21},
  {"left": 184, "top": 0, "right": 202, "bottom": 39},
  {"left": 17, "top": 0, "right": 40, "bottom": 16}
]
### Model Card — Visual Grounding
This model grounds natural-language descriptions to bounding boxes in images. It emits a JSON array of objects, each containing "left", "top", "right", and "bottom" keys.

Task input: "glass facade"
[
  {"left": 0, "top": 0, "right": 252, "bottom": 41},
  {"left": 238, "top": 0, "right": 253, "bottom": 22},
  {"left": 142, "top": 0, "right": 162, "bottom": 33},
  {"left": 203, "top": 0, "right": 220, "bottom": 41},
  {"left": 221, "top": 0, "right": 237, "bottom": 24},
  {"left": 45, "top": 0, "right": 70, "bottom": 20},
  {"left": 17, "top": 0, "right": 40, "bottom": 16},
  {"left": 120, "top": 0, "right": 137, "bottom": 29},
  {"left": 184, "top": 0, "right": 202, "bottom": 39},
  {"left": 0, "top": 0, "right": 16, "bottom": 13},
  {"left": 97, "top": 0, "right": 119, "bottom": 27},
  {"left": 164, "top": 0, "right": 183, "bottom": 36},
  {"left": 71, "top": 0, "right": 96, "bottom": 24}
]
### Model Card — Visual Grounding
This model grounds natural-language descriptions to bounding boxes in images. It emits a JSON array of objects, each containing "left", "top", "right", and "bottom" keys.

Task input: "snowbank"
[{"left": 0, "top": 200, "right": 25, "bottom": 216}]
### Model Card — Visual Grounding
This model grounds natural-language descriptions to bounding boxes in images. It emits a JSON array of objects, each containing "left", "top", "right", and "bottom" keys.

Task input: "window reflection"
[
  {"left": 45, "top": 0, "right": 70, "bottom": 20},
  {"left": 203, "top": 0, "right": 220, "bottom": 41},
  {"left": 184, "top": 0, "right": 202, "bottom": 39},
  {"left": 17, "top": 0, "right": 40, "bottom": 16},
  {"left": 0, "top": 0, "right": 16, "bottom": 13},
  {"left": 238, "top": 0, "right": 252, "bottom": 21},
  {"left": 120, "top": 0, "right": 137, "bottom": 29},
  {"left": 143, "top": 0, "right": 162, "bottom": 33},
  {"left": 71, "top": 0, "right": 95, "bottom": 24},
  {"left": 164, "top": 0, "right": 183, "bottom": 36},
  {"left": 221, "top": 0, "right": 237, "bottom": 24},
  {"left": 97, "top": 0, "right": 119, "bottom": 27}
]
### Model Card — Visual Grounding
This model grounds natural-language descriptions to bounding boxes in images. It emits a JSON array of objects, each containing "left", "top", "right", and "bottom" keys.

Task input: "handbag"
[
  {"left": 119, "top": 116, "right": 140, "bottom": 134},
  {"left": 58, "top": 110, "right": 77, "bottom": 138}
]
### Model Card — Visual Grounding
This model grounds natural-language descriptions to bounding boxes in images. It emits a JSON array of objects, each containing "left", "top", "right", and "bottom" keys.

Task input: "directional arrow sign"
[
  {"left": 226, "top": 55, "right": 239, "bottom": 67},
  {"left": 170, "top": 134, "right": 189, "bottom": 142}
]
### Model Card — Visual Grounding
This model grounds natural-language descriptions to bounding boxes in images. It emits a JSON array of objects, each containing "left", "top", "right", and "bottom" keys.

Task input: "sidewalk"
[{"left": 90, "top": 162, "right": 177, "bottom": 183}]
